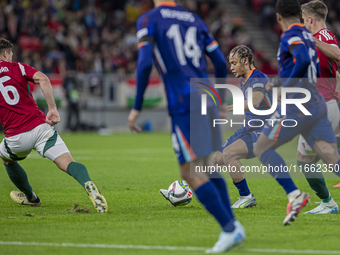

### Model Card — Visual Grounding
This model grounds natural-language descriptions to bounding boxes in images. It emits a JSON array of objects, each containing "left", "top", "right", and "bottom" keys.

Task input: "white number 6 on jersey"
[{"left": 0, "top": 76, "right": 20, "bottom": 105}]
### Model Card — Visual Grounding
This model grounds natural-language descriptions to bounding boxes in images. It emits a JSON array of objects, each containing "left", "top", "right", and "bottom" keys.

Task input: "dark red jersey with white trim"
[
  {"left": 0, "top": 61, "right": 46, "bottom": 137},
  {"left": 314, "top": 28, "right": 339, "bottom": 102}
]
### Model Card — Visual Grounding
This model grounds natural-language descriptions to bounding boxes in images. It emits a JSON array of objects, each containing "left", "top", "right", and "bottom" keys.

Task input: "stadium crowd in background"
[
  {"left": 244, "top": 0, "right": 340, "bottom": 44},
  {"left": 0, "top": 0, "right": 275, "bottom": 77}
]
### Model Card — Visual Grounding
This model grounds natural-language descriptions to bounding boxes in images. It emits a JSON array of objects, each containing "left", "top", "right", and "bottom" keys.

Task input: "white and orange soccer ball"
[{"left": 167, "top": 180, "right": 193, "bottom": 206}]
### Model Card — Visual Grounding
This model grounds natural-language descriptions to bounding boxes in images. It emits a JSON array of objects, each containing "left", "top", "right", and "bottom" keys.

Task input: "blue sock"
[
  {"left": 260, "top": 149, "right": 298, "bottom": 194},
  {"left": 195, "top": 180, "right": 235, "bottom": 232},
  {"left": 210, "top": 172, "right": 233, "bottom": 214},
  {"left": 233, "top": 178, "right": 251, "bottom": 197}
]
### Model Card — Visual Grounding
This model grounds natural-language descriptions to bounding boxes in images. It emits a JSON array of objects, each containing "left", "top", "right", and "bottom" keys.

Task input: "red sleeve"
[{"left": 16, "top": 62, "right": 39, "bottom": 82}]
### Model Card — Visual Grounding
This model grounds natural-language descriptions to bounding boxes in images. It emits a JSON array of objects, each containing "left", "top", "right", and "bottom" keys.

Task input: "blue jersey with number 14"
[{"left": 136, "top": 2, "right": 221, "bottom": 115}]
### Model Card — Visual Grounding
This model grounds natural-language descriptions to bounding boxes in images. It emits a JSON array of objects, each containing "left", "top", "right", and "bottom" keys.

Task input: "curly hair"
[{"left": 229, "top": 45, "right": 255, "bottom": 69}]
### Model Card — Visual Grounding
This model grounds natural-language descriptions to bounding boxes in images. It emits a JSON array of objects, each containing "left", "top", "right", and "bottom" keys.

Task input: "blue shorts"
[
  {"left": 262, "top": 107, "right": 336, "bottom": 148},
  {"left": 171, "top": 107, "right": 222, "bottom": 164},
  {"left": 221, "top": 128, "right": 261, "bottom": 159}
]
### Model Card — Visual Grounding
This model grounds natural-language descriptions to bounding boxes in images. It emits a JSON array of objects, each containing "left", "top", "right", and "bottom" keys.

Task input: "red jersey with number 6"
[
  {"left": 0, "top": 61, "right": 46, "bottom": 137},
  {"left": 313, "top": 28, "right": 339, "bottom": 102}
]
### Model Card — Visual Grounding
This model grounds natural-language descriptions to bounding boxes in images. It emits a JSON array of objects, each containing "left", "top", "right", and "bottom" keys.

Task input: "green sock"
[
  {"left": 66, "top": 162, "right": 92, "bottom": 189},
  {"left": 336, "top": 135, "right": 340, "bottom": 148},
  {"left": 5, "top": 162, "right": 34, "bottom": 201},
  {"left": 297, "top": 160, "right": 330, "bottom": 200}
]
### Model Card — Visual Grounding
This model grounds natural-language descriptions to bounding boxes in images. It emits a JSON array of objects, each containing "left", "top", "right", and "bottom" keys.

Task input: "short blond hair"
[{"left": 301, "top": 0, "right": 328, "bottom": 21}]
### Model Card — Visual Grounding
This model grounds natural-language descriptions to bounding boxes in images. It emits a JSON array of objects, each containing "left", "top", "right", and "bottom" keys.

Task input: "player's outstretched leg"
[
  {"left": 209, "top": 171, "right": 236, "bottom": 211},
  {"left": 254, "top": 134, "right": 310, "bottom": 225},
  {"left": 259, "top": 150, "right": 310, "bottom": 225},
  {"left": 297, "top": 136, "right": 338, "bottom": 214},
  {"left": 213, "top": 139, "right": 257, "bottom": 209},
  {"left": 53, "top": 153, "right": 107, "bottom": 213},
  {"left": 3, "top": 160, "right": 41, "bottom": 206},
  {"left": 298, "top": 159, "right": 338, "bottom": 214},
  {"left": 181, "top": 160, "right": 245, "bottom": 253}
]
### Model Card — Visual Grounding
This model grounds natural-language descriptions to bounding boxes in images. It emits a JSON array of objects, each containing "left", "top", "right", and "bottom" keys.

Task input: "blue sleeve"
[
  {"left": 133, "top": 14, "right": 155, "bottom": 111},
  {"left": 133, "top": 44, "right": 153, "bottom": 111},
  {"left": 207, "top": 48, "right": 227, "bottom": 103},
  {"left": 202, "top": 22, "right": 227, "bottom": 102},
  {"left": 282, "top": 44, "right": 311, "bottom": 87},
  {"left": 207, "top": 47, "right": 227, "bottom": 79}
]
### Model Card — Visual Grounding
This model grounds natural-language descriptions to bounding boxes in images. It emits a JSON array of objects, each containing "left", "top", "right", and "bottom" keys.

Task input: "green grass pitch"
[{"left": 1, "top": 131, "right": 340, "bottom": 255}]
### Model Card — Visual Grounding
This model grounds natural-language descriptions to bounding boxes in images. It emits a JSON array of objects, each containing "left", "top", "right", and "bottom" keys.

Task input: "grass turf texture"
[{"left": 0, "top": 131, "right": 340, "bottom": 255}]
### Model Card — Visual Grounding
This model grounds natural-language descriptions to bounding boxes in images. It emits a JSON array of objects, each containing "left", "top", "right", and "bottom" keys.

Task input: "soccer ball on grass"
[{"left": 167, "top": 180, "right": 193, "bottom": 206}]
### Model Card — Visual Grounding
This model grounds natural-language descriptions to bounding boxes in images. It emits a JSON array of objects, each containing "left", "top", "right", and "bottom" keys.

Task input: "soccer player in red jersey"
[
  {"left": 0, "top": 38, "right": 107, "bottom": 212},
  {"left": 295, "top": 0, "right": 340, "bottom": 214}
]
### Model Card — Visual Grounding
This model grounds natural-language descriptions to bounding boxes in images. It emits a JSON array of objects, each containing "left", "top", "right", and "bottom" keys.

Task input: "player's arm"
[
  {"left": 32, "top": 71, "right": 60, "bottom": 126},
  {"left": 128, "top": 15, "right": 154, "bottom": 132},
  {"left": 314, "top": 37, "right": 340, "bottom": 62},
  {"left": 335, "top": 71, "right": 340, "bottom": 98},
  {"left": 282, "top": 39, "right": 311, "bottom": 87},
  {"left": 202, "top": 22, "right": 227, "bottom": 101}
]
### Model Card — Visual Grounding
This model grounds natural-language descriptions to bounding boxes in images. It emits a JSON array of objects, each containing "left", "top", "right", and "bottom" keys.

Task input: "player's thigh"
[
  {"left": 0, "top": 132, "right": 35, "bottom": 162},
  {"left": 297, "top": 135, "right": 315, "bottom": 161},
  {"left": 326, "top": 99, "right": 340, "bottom": 130},
  {"left": 223, "top": 138, "right": 248, "bottom": 162},
  {"left": 171, "top": 108, "right": 221, "bottom": 165},
  {"left": 256, "top": 111, "right": 309, "bottom": 157},
  {"left": 303, "top": 116, "right": 336, "bottom": 155},
  {"left": 34, "top": 123, "right": 71, "bottom": 162},
  {"left": 312, "top": 140, "right": 339, "bottom": 166}
]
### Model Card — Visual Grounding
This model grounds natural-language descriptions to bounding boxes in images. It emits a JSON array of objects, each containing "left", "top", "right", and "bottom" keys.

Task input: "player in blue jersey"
[
  {"left": 212, "top": 45, "right": 272, "bottom": 209},
  {"left": 128, "top": 0, "right": 245, "bottom": 252},
  {"left": 253, "top": 0, "right": 340, "bottom": 225}
]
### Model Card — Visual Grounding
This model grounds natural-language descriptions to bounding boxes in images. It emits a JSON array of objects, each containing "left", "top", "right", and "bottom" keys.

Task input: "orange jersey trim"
[
  {"left": 138, "top": 42, "right": 148, "bottom": 49},
  {"left": 263, "top": 97, "right": 271, "bottom": 108},
  {"left": 157, "top": 1, "right": 177, "bottom": 7},
  {"left": 243, "top": 67, "right": 256, "bottom": 85},
  {"left": 290, "top": 40, "right": 304, "bottom": 45},
  {"left": 273, "top": 118, "right": 283, "bottom": 141},
  {"left": 208, "top": 41, "right": 218, "bottom": 47},
  {"left": 287, "top": 23, "right": 304, "bottom": 31},
  {"left": 177, "top": 127, "right": 197, "bottom": 161}
]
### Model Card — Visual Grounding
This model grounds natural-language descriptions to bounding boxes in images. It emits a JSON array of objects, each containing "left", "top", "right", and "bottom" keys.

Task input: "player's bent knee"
[
  {"left": 222, "top": 147, "right": 237, "bottom": 163},
  {"left": 253, "top": 145, "right": 262, "bottom": 158},
  {"left": 53, "top": 152, "right": 75, "bottom": 172},
  {"left": 296, "top": 151, "right": 314, "bottom": 163},
  {"left": 1, "top": 157, "right": 15, "bottom": 165},
  {"left": 212, "top": 151, "right": 223, "bottom": 165}
]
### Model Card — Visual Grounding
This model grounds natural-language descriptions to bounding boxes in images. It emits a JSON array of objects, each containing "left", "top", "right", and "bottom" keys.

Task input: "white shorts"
[
  {"left": 298, "top": 99, "right": 340, "bottom": 156},
  {"left": 0, "top": 123, "right": 70, "bottom": 161}
]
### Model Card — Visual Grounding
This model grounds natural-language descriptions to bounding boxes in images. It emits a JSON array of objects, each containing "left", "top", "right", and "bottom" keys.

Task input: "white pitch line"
[{"left": 0, "top": 241, "right": 340, "bottom": 254}]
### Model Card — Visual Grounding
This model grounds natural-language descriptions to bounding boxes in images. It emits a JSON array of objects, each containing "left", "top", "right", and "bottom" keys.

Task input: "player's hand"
[
  {"left": 226, "top": 104, "right": 233, "bottom": 112},
  {"left": 219, "top": 104, "right": 228, "bottom": 119},
  {"left": 128, "top": 109, "right": 142, "bottom": 133},
  {"left": 46, "top": 108, "right": 60, "bottom": 126}
]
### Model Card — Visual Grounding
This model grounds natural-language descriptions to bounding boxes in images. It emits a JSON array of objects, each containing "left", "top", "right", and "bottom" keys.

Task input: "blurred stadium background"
[{"left": 1, "top": 0, "right": 339, "bottom": 132}]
